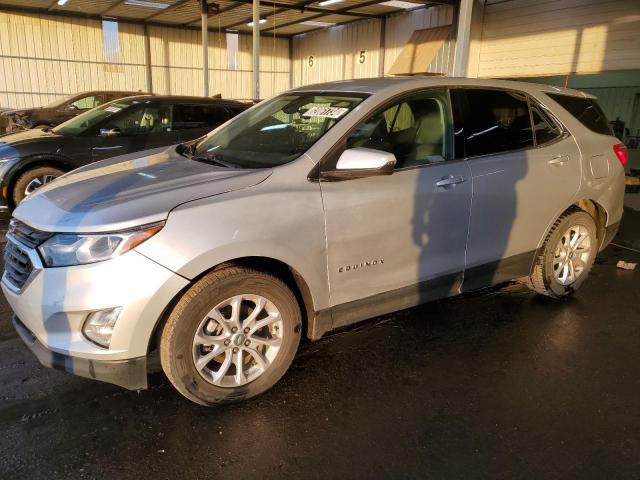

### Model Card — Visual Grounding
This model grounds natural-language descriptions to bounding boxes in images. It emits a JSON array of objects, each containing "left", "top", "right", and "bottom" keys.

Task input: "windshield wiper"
[{"left": 192, "top": 153, "right": 241, "bottom": 169}]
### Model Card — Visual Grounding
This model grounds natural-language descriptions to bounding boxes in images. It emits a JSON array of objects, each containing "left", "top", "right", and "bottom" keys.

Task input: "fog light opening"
[{"left": 82, "top": 307, "right": 122, "bottom": 348}]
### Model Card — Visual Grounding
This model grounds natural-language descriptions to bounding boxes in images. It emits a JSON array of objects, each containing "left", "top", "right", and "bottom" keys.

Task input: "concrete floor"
[{"left": 0, "top": 203, "right": 638, "bottom": 480}]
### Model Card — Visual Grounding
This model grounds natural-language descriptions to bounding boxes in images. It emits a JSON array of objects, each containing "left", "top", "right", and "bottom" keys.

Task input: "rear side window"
[
  {"left": 460, "top": 89, "right": 533, "bottom": 156},
  {"left": 547, "top": 93, "right": 612, "bottom": 135},
  {"left": 172, "top": 105, "right": 229, "bottom": 130}
]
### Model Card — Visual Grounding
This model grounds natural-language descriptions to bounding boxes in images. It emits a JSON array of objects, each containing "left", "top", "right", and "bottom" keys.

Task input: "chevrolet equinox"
[{"left": 2, "top": 78, "right": 626, "bottom": 405}]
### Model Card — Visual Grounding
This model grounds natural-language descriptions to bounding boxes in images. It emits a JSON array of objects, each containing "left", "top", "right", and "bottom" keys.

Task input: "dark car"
[
  {"left": 0, "top": 95, "right": 248, "bottom": 207},
  {"left": 0, "top": 91, "right": 144, "bottom": 133}
]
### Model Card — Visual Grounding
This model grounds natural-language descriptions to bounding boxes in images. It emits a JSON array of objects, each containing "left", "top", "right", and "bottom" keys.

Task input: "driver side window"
[
  {"left": 347, "top": 89, "right": 453, "bottom": 168},
  {"left": 107, "top": 104, "right": 172, "bottom": 135}
]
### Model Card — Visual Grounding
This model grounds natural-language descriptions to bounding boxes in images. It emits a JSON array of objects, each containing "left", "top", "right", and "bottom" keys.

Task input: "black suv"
[
  {"left": 0, "top": 91, "right": 143, "bottom": 133},
  {"left": 0, "top": 95, "right": 248, "bottom": 207}
]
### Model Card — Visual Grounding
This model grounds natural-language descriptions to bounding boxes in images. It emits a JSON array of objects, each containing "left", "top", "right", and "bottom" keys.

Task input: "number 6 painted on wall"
[{"left": 308, "top": 55, "right": 314, "bottom": 67}]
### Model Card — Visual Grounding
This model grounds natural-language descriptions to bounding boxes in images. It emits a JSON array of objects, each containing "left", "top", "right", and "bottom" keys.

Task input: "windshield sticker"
[
  {"left": 302, "top": 106, "right": 349, "bottom": 119},
  {"left": 104, "top": 106, "right": 122, "bottom": 113}
]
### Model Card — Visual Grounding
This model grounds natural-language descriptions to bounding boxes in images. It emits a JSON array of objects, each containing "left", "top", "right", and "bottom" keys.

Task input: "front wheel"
[
  {"left": 160, "top": 266, "right": 302, "bottom": 405},
  {"left": 12, "top": 166, "right": 64, "bottom": 205},
  {"left": 526, "top": 210, "right": 597, "bottom": 298}
]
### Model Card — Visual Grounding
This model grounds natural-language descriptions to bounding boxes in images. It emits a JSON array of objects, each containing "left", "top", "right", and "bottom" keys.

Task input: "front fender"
[{"left": 135, "top": 159, "right": 330, "bottom": 312}]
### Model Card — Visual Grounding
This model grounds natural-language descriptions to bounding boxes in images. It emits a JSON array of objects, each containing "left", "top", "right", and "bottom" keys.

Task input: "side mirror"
[
  {"left": 321, "top": 147, "right": 396, "bottom": 180},
  {"left": 100, "top": 127, "right": 121, "bottom": 137},
  {"left": 67, "top": 104, "right": 78, "bottom": 111}
]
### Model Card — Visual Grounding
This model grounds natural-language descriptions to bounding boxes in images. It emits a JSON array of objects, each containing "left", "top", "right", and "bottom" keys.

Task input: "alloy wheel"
[
  {"left": 553, "top": 224, "right": 592, "bottom": 286},
  {"left": 192, "top": 294, "right": 284, "bottom": 387},
  {"left": 24, "top": 174, "right": 57, "bottom": 196}
]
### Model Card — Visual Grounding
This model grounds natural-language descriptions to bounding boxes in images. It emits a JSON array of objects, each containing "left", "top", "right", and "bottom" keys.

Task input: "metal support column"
[
  {"left": 201, "top": 0, "right": 209, "bottom": 97},
  {"left": 378, "top": 16, "right": 386, "bottom": 77},
  {"left": 452, "top": 0, "right": 473, "bottom": 77},
  {"left": 252, "top": 0, "right": 260, "bottom": 101},
  {"left": 143, "top": 23, "right": 153, "bottom": 93}
]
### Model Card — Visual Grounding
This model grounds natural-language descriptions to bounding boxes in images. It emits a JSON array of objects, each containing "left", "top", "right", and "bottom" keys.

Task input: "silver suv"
[{"left": 2, "top": 78, "right": 626, "bottom": 405}]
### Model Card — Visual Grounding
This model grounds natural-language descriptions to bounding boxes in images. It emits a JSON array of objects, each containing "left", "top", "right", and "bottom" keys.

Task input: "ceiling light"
[
  {"left": 124, "top": 0, "right": 170, "bottom": 8},
  {"left": 57, "top": 0, "right": 70, "bottom": 5},
  {"left": 379, "top": 0, "right": 422, "bottom": 9},
  {"left": 300, "top": 20, "right": 336, "bottom": 27},
  {"left": 247, "top": 19, "right": 268, "bottom": 26},
  {"left": 318, "top": 0, "right": 344, "bottom": 6}
]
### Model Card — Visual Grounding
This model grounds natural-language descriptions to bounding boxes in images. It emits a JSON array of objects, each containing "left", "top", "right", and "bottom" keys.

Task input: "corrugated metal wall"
[
  {"left": 0, "top": 12, "right": 147, "bottom": 108},
  {"left": 291, "top": 19, "right": 382, "bottom": 87},
  {"left": 148, "top": 25, "right": 289, "bottom": 100},
  {"left": 383, "top": 5, "right": 455, "bottom": 75},
  {"left": 0, "top": 11, "right": 290, "bottom": 109},
  {"left": 478, "top": 0, "right": 640, "bottom": 78},
  {"left": 291, "top": 4, "right": 455, "bottom": 87}
]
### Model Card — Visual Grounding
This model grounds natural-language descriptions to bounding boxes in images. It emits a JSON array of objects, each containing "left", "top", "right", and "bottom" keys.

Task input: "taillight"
[{"left": 613, "top": 143, "right": 628, "bottom": 168}]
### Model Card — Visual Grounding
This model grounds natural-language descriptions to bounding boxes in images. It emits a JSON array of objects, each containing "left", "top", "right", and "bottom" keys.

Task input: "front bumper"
[
  {"left": 2, "top": 238, "right": 189, "bottom": 387},
  {"left": 13, "top": 315, "right": 148, "bottom": 390}
]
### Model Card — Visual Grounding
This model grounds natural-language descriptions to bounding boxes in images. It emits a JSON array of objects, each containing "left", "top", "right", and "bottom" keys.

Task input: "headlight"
[{"left": 38, "top": 222, "right": 164, "bottom": 267}]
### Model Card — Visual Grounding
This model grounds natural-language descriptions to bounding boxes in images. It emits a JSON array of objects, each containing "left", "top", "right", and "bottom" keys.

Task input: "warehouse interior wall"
[
  {"left": 291, "top": 4, "right": 454, "bottom": 86},
  {"left": 0, "top": 11, "right": 290, "bottom": 109},
  {"left": 477, "top": 0, "right": 640, "bottom": 78}
]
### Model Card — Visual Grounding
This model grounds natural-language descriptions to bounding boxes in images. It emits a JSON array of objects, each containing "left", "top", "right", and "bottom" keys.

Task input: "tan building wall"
[
  {"left": 383, "top": 5, "right": 454, "bottom": 75},
  {"left": 291, "top": 4, "right": 454, "bottom": 86},
  {"left": 0, "top": 11, "right": 290, "bottom": 109},
  {"left": 477, "top": 0, "right": 640, "bottom": 78},
  {"left": 291, "top": 19, "right": 383, "bottom": 87}
]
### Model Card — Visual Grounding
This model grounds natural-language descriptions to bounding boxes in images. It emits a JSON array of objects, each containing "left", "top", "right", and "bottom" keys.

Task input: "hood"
[
  {"left": 14, "top": 146, "right": 272, "bottom": 233},
  {"left": 0, "top": 128, "right": 59, "bottom": 155},
  {"left": 0, "top": 108, "right": 35, "bottom": 116}
]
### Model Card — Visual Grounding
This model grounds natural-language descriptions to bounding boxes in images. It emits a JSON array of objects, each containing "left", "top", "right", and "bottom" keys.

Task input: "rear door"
[
  {"left": 171, "top": 104, "right": 230, "bottom": 142},
  {"left": 455, "top": 88, "right": 581, "bottom": 290}
]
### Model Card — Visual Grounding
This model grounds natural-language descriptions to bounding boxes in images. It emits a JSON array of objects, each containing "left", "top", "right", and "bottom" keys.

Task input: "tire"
[
  {"left": 526, "top": 209, "right": 598, "bottom": 298},
  {"left": 12, "top": 166, "right": 65, "bottom": 205},
  {"left": 160, "top": 266, "right": 302, "bottom": 406}
]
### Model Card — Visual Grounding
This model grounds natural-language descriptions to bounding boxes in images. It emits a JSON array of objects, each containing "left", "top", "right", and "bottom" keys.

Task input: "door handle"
[
  {"left": 548, "top": 155, "right": 569, "bottom": 166},
  {"left": 435, "top": 175, "right": 466, "bottom": 188}
]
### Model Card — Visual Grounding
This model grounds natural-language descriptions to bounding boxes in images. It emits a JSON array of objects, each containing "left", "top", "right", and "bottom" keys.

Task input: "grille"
[
  {"left": 8, "top": 219, "right": 52, "bottom": 249},
  {"left": 4, "top": 239, "right": 33, "bottom": 290}
]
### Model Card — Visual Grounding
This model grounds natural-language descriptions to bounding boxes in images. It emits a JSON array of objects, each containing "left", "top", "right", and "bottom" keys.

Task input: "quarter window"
[
  {"left": 461, "top": 89, "right": 534, "bottom": 157},
  {"left": 530, "top": 100, "right": 562, "bottom": 146},
  {"left": 347, "top": 89, "right": 453, "bottom": 168}
]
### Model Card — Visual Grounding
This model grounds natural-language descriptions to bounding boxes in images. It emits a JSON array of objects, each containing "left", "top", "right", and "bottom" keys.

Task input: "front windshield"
[
  {"left": 52, "top": 101, "right": 131, "bottom": 135},
  {"left": 193, "top": 92, "right": 368, "bottom": 168}
]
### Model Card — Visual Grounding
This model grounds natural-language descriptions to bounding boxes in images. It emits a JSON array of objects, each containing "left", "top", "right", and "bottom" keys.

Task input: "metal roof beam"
[
  {"left": 222, "top": 0, "right": 380, "bottom": 30},
  {"left": 99, "top": 0, "right": 128, "bottom": 16},
  {"left": 144, "top": 0, "right": 193, "bottom": 21},
  {"left": 260, "top": 0, "right": 384, "bottom": 32}
]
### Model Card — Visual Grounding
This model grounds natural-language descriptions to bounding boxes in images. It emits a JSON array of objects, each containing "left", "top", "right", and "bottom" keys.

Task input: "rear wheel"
[
  {"left": 160, "top": 266, "right": 302, "bottom": 405},
  {"left": 526, "top": 210, "right": 597, "bottom": 298},
  {"left": 12, "top": 166, "right": 64, "bottom": 205}
]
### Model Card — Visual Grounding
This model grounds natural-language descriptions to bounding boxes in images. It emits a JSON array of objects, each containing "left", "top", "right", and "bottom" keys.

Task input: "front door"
[
  {"left": 90, "top": 103, "right": 174, "bottom": 161},
  {"left": 319, "top": 89, "right": 472, "bottom": 328}
]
